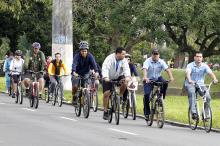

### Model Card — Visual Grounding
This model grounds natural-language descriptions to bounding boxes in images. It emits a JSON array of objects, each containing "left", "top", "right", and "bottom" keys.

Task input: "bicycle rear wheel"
[
  {"left": 75, "top": 91, "right": 82, "bottom": 117},
  {"left": 115, "top": 95, "right": 120, "bottom": 125},
  {"left": 188, "top": 107, "right": 199, "bottom": 130},
  {"left": 147, "top": 96, "right": 155, "bottom": 126},
  {"left": 108, "top": 94, "right": 113, "bottom": 123},
  {"left": 203, "top": 105, "right": 212, "bottom": 133},
  {"left": 130, "top": 92, "right": 136, "bottom": 120},
  {"left": 56, "top": 86, "right": 63, "bottom": 107},
  {"left": 156, "top": 98, "right": 164, "bottom": 128},
  {"left": 83, "top": 89, "right": 90, "bottom": 118}
]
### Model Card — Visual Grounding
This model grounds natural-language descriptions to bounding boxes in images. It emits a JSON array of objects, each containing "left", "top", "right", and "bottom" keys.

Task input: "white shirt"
[
  {"left": 10, "top": 58, "right": 24, "bottom": 75},
  {"left": 102, "top": 53, "right": 131, "bottom": 80}
]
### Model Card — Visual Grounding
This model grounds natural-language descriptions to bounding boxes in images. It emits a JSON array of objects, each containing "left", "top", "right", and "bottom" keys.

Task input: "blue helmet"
[
  {"left": 79, "top": 41, "right": 89, "bottom": 49},
  {"left": 32, "top": 42, "right": 41, "bottom": 49}
]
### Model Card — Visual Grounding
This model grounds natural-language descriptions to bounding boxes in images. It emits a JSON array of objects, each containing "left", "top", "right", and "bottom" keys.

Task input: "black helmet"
[{"left": 15, "top": 50, "right": 22, "bottom": 56}]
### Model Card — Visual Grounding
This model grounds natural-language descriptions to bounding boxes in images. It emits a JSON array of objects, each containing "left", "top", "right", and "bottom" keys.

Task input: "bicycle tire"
[
  {"left": 83, "top": 89, "right": 90, "bottom": 118},
  {"left": 115, "top": 95, "right": 120, "bottom": 125},
  {"left": 57, "top": 85, "right": 63, "bottom": 107},
  {"left": 29, "top": 86, "right": 34, "bottom": 107},
  {"left": 131, "top": 92, "right": 136, "bottom": 120},
  {"left": 147, "top": 95, "right": 155, "bottom": 126},
  {"left": 15, "top": 85, "right": 19, "bottom": 103},
  {"left": 108, "top": 94, "right": 113, "bottom": 123},
  {"left": 33, "top": 85, "right": 39, "bottom": 109},
  {"left": 51, "top": 87, "right": 56, "bottom": 106},
  {"left": 18, "top": 82, "right": 23, "bottom": 104},
  {"left": 188, "top": 106, "right": 199, "bottom": 130},
  {"left": 45, "top": 87, "right": 50, "bottom": 103},
  {"left": 156, "top": 97, "right": 164, "bottom": 128},
  {"left": 92, "top": 91, "right": 98, "bottom": 112},
  {"left": 75, "top": 91, "right": 82, "bottom": 117},
  {"left": 203, "top": 105, "right": 212, "bottom": 133}
]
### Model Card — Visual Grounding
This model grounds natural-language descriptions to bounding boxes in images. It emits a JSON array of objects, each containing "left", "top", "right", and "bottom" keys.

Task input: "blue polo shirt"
[
  {"left": 143, "top": 57, "right": 168, "bottom": 80},
  {"left": 185, "top": 62, "right": 212, "bottom": 86}
]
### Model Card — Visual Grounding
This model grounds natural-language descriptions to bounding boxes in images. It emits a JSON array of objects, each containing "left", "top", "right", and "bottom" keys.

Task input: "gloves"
[
  {"left": 104, "top": 77, "right": 110, "bottom": 82},
  {"left": 73, "top": 72, "right": 78, "bottom": 77}
]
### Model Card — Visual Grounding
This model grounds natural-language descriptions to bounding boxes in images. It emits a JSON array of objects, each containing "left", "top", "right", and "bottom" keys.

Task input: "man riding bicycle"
[
  {"left": 9, "top": 50, "right": 24, "bottom": 98},
  {"left": 23, "top": 42, "right": 46, "bottom": 98},
  {"left": 48, "top": 52, "right": 68, "bottom": 99},
  {"left": 185, "top": 52, "right": 218, "bottom": 120},
  {"left": 102, "top": 47, "right": 131, "bottom": 120},
  {"left": 142, "top": 49, "right": 174, "bottom": 120},
  {"left": 71, "top": 41, "right": 99, "bottom": 105}
]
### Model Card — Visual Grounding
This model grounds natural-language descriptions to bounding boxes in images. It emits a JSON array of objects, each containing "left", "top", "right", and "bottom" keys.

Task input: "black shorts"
[
  {"left": 102, "top": 75, "right": 125, "bottom": 93},
  {"left": 12, "top": 75, "right": 20, "bottom": 84}
]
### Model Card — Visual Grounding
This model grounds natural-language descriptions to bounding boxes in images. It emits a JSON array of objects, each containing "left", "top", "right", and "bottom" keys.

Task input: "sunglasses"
[{"left": 153, "top": 53, "right": 159, "bottom": 55}]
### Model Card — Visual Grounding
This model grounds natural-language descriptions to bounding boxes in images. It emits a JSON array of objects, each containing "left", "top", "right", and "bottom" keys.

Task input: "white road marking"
[
  {"left": 22, "top": 108, "right": 36, "bottom": 112},
  {"left": 60, "top": 116, "right": 77, "bottom": 122},
  {"left": 0, "top": 102, "right": 6, "bottom": 105},
  {"left": 108, "top": 128, "right": 138, "bottom": 136}
]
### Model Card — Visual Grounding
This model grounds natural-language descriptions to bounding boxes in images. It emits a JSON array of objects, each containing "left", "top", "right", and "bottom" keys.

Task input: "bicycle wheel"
[
  {"left": 115, "top": 95, "right": 120, "bottom": 125},
  {"left": 51, "top": 87, "right": 56, "bottom": 106},
  {"left": 147, "top": 95, "right": 155, "bottom": 126},
  {"left": 108, "top": 93, "right": 113, "bottom": 123},
  {"left": 33, "top": 86, "right": 39, "bottom": 109},
  {"left": 156, "top": 97, "right": 164, "bottom": 128},
  {"left": 203, "top": 105, "right": 212, "bottom": 133},
  {"left": 56, "top": 85, "right": 63, "bottom": 107},
  {"left": 122, "top": 96, "right": 129, "bottom": 119},
  {"left": 18, "top": 82, "right": 23, "bottom": 104},
  {"left": 29, "top": 86, "right": 34, "bottom": 107},
  {"left": 75, "top": 91, "right": 82, "bottom": 117},
  {"left": 188, "top": 107, "right": 199, "bottom": 130},
  {"left": 130, "top": 92, "right": 136, "bottom": 120},
  {"left": 83, "top": 89, "right": 90, "bottom": 118},
  {"left": 45, "top": 87, "right": 50, "bottom": 103},
  {"left": 15, "top": 85, "right": 19, "bottom": 104},
  {"left": 92, "top": 91, "right": 98, "bottom": 112}
]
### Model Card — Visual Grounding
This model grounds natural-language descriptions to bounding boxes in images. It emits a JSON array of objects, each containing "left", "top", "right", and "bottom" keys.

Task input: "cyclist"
[
  {"left": 185, "top": 52, "right": 218, "bottom": 120},
  {"left": 9, "top": 50, "right": 24, "bottom": 98},
  {"left": 122, "top": 53, "right": 139, "bottom": 104},
  {"left": 102, "top": 47, "right": 131, "bottom": 120},
  {"left": 23, "top": 42, "right": 46, "bottom": 98},
  {"left": 142, "top": 48, "right": 174, "bottom": 120},
  {"left": 71, "top": 41, "right": 99, "bottom": 105},
  {"left": 48, "top": 52, "right": 68, "bottom": 98},
  {"left": 3, "top": 52, "right": 13, "bottom": 94}
]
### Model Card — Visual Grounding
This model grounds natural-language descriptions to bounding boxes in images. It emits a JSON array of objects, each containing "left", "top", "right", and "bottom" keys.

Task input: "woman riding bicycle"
[
  {"left": 9, "top": 50, "right": 24, "bottom": 98},
  {"left": 48, "top": 53, "right": 68, "bottom": 98}
]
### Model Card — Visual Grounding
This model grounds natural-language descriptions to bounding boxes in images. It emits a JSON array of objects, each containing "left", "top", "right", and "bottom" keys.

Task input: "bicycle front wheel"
[
  {"left": 147, "top": 96, "right": 154, "bottom": 126},
  {"left": 203, "top": 105, "right": 212, "bottom": 133},
  {"left": 108, "top": 95, "right": 113, "bottom": 123},
  {"left": 15, "top": 85, "right": 19, "bottom": 104},
  {"left": 18, "top": 82, "right": 23, "bottom": 104},
  {"left": 83, "top": 89, "right": 90, "bottom": 118},
  {"left": 75, "top": 93, "right": 82, "bottom": 117},
  {"left": 156, "top": 98, "right": 164, "bottom": 128},
  {"left": 130, "top": 92, "right": 136, "bottom": 120},
  {"left": 115, "top": 95, "right": 120, "bottom": 125},
  {"left": 56, "top": 86, "right": 63, "bottom": 107},
  {"left": 188, "top": 107, "right": 198, "bottom": 130},
  {"left": 92, "top": 91, "right": 98, "bottom": 112},
  {"left": 29, "top": 86, "right": 34, "bottom": 107}
]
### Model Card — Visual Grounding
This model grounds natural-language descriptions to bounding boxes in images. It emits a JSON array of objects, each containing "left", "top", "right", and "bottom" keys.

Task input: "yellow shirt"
[{"left": 48, "top": 60, "right": 68, "bottom": 76}]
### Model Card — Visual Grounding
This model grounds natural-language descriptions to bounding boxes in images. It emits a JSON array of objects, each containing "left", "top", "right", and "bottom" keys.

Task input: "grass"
[{"left": 1, "top": 71, "right": 220, "bottom": 129}]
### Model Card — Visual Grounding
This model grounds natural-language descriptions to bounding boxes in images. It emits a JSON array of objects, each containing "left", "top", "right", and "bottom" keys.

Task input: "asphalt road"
[{"left": 0, "top": 93, "right": 219, "bottom": 146}]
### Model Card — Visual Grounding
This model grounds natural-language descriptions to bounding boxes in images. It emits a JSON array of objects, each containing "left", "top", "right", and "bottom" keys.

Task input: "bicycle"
[
  {"left": 11, "top": 70, "right": 23, "bottom": 104},
  {"left": 50, "top": 75, "right": 68, "bottom": 107},
  {"left": 188, "top": 81, "right": 214, "bottom": 133},
  {"left": 89, "top": 75, "right": 99, "bottom": 112},
  {"left": 26, "top": 70, "right": 43, "bottom": 109},
  {"left": 122, "top": 77, "right": 138, "bottom": 120},
  {"left": 74, "top": 75, "right": 90, "bottom": 118},
  {"left": 145, "top": 80, "right": 169, "bottom": 128},
  {"left": 108, "top": 79, "right": 123, "bottom": 125}
]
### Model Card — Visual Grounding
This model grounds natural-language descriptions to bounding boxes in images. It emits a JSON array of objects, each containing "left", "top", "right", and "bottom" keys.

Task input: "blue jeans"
[
  {"left": 186, "top": 84, "right": 211, "bottom": 114},
  {"left": 5, "top": 71, "right": 10, "bottom": 90},
  {"left": 143, "top": 76, "right": 168, "bottom": 116}
]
